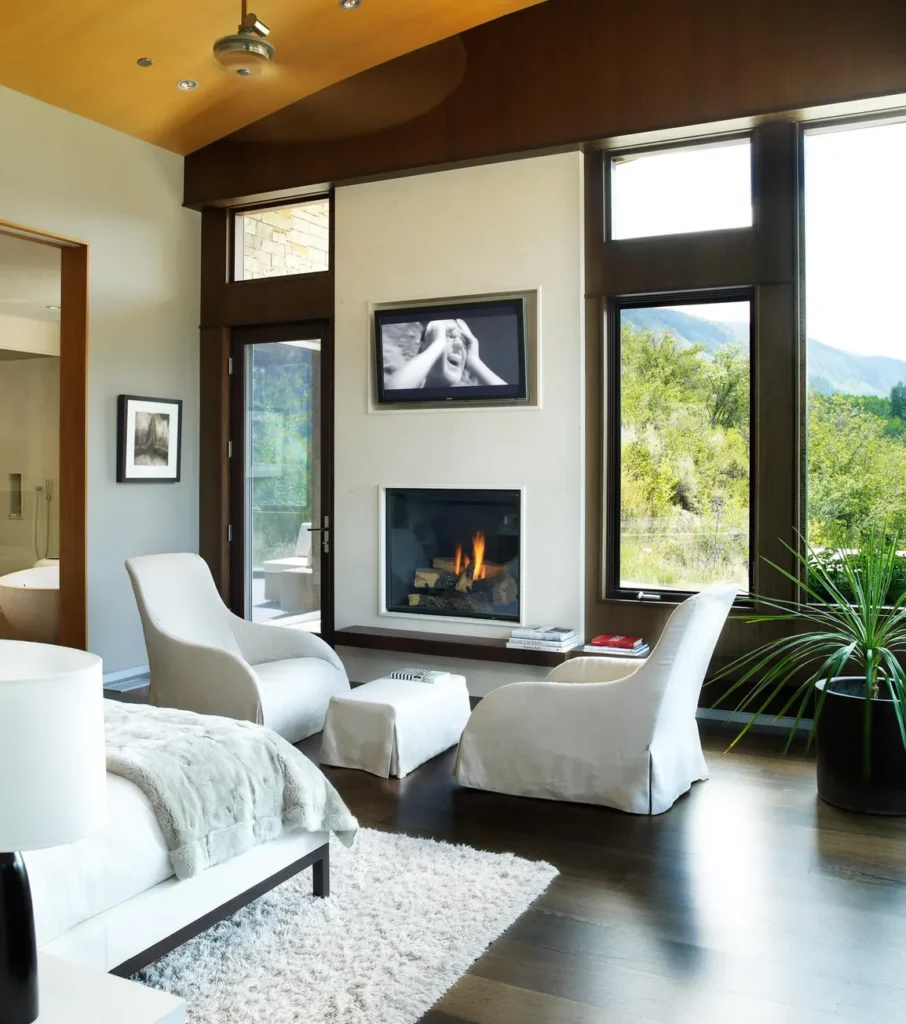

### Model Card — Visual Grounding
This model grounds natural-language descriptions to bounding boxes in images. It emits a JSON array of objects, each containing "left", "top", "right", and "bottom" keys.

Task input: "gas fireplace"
[{"left": 385, "top": 488, "right": 521, "bottom": 622}]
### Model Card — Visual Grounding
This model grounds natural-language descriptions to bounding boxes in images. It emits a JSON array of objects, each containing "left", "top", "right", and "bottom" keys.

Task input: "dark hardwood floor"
[
  {"left": 303, "top": 725, "right": 906, "bottom": 1024},
  {"left": 108, "top": 686, "right": 906, "bottom": 1023}
]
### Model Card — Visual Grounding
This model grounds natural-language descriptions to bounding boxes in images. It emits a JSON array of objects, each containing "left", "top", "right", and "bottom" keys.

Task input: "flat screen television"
[{"left": 374, "top": 298, "right": 528, "bottom": 405}]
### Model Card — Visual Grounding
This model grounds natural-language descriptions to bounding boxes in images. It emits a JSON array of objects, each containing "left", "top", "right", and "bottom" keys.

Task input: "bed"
[
  {"left": 23, "top": 700, "right": 354, "bottom": 977},
  {"left": 25, "top": 773, "right": 330, "bottom": 975}
]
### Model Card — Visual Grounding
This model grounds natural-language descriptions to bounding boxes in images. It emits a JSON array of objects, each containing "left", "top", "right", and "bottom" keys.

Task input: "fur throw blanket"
[{"left": 104, "top": 700, "right": 358, "bottom": 880}]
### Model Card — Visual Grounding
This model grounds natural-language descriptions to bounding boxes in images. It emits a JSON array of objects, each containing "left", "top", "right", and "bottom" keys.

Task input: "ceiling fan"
[{"left": 213, "top": 0, "right": 276, "bottom": 77}]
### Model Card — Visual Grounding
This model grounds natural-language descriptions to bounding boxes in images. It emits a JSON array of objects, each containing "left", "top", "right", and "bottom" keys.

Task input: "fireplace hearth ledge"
[{"left": 334, "top": 625, "right": 576, "bottom": 668}]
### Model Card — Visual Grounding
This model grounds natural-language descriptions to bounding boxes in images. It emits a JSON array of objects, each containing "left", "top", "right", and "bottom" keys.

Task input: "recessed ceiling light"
[
  {"left": 339, "top": 0, "right": 361, "bottom": 9},
  {"left": 177, "top": 78, "right": 199, "bottom": 91},
  {"left": 136, "top": 57, "right": 153, "bottom": 68},
  {"left": 45, "top": 305, "right": 60, "bottom": 311}
]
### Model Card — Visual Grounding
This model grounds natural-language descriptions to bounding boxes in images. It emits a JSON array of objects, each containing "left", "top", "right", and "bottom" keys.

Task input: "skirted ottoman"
[{"left": 319, "top": 674, "right": 471, "bottom": 778}]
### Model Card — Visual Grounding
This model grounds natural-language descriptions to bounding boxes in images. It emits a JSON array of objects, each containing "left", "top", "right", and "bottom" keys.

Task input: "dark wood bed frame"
[{"left": 110, "top": 841, "right": 330, "bottom": 978}]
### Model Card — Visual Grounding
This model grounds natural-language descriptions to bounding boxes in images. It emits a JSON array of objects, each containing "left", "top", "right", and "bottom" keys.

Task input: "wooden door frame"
[
  {"left": 228, "top": 319, "right": 335, "bottom": 642},
  {"left": 0, "top": 220, "right": 88, "bottom": 649}
]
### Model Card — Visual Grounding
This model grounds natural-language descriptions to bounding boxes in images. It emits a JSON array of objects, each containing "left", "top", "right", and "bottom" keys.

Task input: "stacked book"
[
  {"left": 507, "top": 626, "right": 580, "bottom": 653},
  {"left": 388, "top": 667, "right": 453, "bottom": 684},
  {"left": 581, "top": 634, "right": 650, "bottom": 657}
]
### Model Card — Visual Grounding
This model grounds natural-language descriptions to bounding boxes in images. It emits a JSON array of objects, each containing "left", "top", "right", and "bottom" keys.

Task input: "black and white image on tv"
[{"left": 381, "top": 315, "right": 519, "bottom": 391}]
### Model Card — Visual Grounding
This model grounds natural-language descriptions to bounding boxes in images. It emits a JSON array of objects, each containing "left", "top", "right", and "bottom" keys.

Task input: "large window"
[
  {"left": 234, "top": 198, "right": 330, "bottom": 281},
  {"left": 609, "top": 138, "right": 752, "bottom": 240},
  {"left": 611, "top": 297, "right": 752, "bottom": 597},
  {"left": 804, "top": 119, "right": 906, "bottom": 593}
]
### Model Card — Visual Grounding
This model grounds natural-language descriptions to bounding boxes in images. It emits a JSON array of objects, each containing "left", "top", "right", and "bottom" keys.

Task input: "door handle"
[{"left": 307, "top": 524, "right": 329, "bottom": 554}]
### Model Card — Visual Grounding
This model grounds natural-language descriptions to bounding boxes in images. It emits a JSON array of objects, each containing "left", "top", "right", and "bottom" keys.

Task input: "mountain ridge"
[{"left": 623, "top": 307, "right": 906, "bottom": 398}]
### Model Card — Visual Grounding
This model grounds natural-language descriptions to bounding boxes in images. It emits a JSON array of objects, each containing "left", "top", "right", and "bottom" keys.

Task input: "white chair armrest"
[
  {"left": 228, "top": 615, "right": 346, "bottom": 676},
  {"left": 465, "top": 675, "right": 642, "bottom": 743},
  {"left": 147, "top": 634, "right": 264, "bottom": 724},
  {"left": 546, "top": 656, "right": 643, "bottom": 684}
]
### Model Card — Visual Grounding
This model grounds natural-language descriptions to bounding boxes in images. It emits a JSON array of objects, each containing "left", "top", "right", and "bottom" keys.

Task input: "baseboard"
[
  {"left": 103, "top": 665, "right": 150, "bottom": 690},
  {"left": 696, "top": 707, "right": 812, "bottom": 732}
]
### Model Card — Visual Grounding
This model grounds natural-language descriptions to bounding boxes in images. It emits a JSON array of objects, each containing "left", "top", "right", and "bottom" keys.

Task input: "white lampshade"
[{"left": 0, "top": 640, "right": 107, "bottom": 852}]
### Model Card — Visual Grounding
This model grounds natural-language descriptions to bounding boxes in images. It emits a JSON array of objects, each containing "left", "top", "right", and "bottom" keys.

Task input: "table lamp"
[{"left": 0, "top": 640, "right": 106, "bottom": 1024}]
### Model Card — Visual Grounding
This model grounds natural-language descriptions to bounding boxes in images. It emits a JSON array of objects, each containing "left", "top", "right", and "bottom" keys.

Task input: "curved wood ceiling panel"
[
  {"left": 231, "top": 36, "right": 468, "bottom": 144},
  {"left": 0, "top": 0, "right": 546, "bottom": 154}
]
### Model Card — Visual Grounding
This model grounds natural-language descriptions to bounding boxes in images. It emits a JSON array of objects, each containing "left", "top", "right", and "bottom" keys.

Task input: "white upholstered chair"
[
  {"left": 125, "top": 553, "right": 349, "bottom": 744},
  {"left": 455, "top": 584, "right": 737, "bottom": 814}
]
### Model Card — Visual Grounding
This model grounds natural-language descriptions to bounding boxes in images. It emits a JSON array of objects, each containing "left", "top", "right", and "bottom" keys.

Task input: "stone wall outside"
[{"left": 241, "top": 200, "right": 330, "bottom": 279}]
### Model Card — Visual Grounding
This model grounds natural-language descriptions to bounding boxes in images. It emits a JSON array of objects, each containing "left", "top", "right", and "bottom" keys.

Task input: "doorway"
[
  {"left": 0, "top": 221, "right": 88, "bottom": 649},
  {"left": 230, "top": 321, "right": 333, "bottom": 642}
]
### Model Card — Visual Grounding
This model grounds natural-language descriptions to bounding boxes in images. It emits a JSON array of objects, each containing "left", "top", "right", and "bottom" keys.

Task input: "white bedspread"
[{"left": 24, "top": 775, "right": 172, "bottom": 947}]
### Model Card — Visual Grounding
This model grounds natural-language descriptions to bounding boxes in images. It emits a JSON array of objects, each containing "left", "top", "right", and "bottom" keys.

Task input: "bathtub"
[{"left": 0, "top": 564, "right": 60, "bottom": 644}]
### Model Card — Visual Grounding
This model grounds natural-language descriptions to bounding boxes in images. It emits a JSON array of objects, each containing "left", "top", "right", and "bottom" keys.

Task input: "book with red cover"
[{"left": 591, "top": 634, "right": 644, "bottom": 650}]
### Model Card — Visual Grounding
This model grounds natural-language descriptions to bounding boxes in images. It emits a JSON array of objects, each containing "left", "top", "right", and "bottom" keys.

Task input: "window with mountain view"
[
  {"left": 804, "top": 120, "right": 906, "bottom": 596},
  {"left": 614, "top": 298, "right": 752, "bottom": 595}
]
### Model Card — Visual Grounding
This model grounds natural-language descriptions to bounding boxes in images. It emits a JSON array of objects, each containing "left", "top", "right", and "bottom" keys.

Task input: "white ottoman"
[{"left": 319, "top": 674, "right": 471, "bottom": 778}]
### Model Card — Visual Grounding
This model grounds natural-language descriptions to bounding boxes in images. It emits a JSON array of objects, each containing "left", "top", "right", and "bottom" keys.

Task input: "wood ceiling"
[{"left": 0, "top": 0, "right": 546, "bottom": 155}]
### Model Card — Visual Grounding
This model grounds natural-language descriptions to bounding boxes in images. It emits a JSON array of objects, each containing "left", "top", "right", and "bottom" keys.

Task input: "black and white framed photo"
[
  {"left": 116, "top": 395, "right": 182, "bottom": 483},
  {"left": 374, "top": 297, "right": 528, "bottom": 406}
]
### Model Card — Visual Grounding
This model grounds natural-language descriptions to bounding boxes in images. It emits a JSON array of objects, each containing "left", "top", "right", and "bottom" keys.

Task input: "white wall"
[
  {"left": 0, "top": 86, "right": 200, "bottom": 672},
  {"left": 0, "top": 313, "right": 59, "bottom": 357},
  {"left": 334, "top": 154, "right": 584, "bottom": 686}
]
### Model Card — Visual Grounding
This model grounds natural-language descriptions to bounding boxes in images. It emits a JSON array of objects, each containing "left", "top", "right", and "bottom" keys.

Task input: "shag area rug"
[{"left": 137, "top": 828, "right": 558, "bottom": 1023}]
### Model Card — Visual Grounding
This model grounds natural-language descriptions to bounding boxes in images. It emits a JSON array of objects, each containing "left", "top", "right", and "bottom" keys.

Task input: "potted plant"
[{"left": 713, "top": 527, "right": 906, "bottom": 815}]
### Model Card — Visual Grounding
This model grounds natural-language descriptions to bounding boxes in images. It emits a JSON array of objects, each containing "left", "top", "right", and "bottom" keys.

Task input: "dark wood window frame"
[
  {"left": 585, "top": 122, "right": 802, "bottom": 657},
  {"left": 605, "top": 287, "right": 757, "bottom": 602},
  {"left": 199, "top": 191, "right": 336, "bottom": 635}
]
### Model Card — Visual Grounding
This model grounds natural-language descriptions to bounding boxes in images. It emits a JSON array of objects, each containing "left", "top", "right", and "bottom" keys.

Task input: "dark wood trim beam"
[
  {"left": 200, "top": 208, "right": 333, "bottom": 329},
  {"left": 335, "top": 626, "right": 578, "bottom": 668},
  {"left": 199, "top": 326, "right": 231, "bottom": 600},
  {"left": 598, "top": 230, "right": 757, "bottom": 298},
  {"left": 184, "top": 0, "right": 906, "bottom": 208},
  {"left": 58, "top": 244, "right": 89, "bottom": 650}
]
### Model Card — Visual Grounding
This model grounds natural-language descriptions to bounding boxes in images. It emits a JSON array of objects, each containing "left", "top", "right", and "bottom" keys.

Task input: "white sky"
[
  {"left": 805, "top": 121, "right": 906, "bottom": 359},
  {"left": 613, "top": 123, "right": 906, "bottom": 359},
  {"left": 666, "top": 301, "right": 750, "bottom": 325}
]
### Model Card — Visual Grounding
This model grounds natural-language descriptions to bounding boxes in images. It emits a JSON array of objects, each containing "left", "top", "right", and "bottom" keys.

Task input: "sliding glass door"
[{"left": 230, "top": 322, "right": 332, "bottom": 639}]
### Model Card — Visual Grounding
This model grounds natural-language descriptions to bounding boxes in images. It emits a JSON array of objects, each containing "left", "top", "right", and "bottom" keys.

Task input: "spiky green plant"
[{"left": 712, "top": 527, "right": 906, "bottom": 772}]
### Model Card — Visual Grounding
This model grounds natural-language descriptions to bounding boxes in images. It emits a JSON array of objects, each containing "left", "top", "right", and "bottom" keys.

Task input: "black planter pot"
[{"left": 815, "top": 676, "right": 906, "bottom": 815}]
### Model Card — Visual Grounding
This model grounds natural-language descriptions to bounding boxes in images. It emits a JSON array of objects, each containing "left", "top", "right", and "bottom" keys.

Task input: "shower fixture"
[{"left": 33, "top": 481, "right": 53, "bottom": 562}]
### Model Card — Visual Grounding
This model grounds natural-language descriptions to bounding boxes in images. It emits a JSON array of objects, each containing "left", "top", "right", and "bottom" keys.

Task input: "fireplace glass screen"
[{"left": 385, "top": 488, "right": 521, "bottom": 621}]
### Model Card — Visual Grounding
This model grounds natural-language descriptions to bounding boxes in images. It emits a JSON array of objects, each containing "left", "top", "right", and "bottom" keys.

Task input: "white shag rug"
[{"left": 136, "top": 828, "right": 557, "bottom": 1023}]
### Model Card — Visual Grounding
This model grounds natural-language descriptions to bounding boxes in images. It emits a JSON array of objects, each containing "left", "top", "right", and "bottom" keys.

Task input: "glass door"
[{"left": 230, "top": 322, "right": 332, "bottom": 639}]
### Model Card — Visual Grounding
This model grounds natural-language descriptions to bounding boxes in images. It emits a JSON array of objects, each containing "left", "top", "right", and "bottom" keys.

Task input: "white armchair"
[
  {"left": 455, "top": 584, "right": 736, "bottom": 814},
  {"left": 125, "top": 553, "right": 350, "bottom": 743}
]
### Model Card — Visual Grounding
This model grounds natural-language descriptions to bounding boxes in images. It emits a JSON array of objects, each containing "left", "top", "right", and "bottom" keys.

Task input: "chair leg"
[{"left": 312, "top": 847, "right": 330, "bottom": 898}]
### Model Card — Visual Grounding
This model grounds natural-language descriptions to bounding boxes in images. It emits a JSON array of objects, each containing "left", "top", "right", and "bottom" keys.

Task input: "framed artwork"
[{"left": 116, "top": 395, "right": 183, "bottom": 483}]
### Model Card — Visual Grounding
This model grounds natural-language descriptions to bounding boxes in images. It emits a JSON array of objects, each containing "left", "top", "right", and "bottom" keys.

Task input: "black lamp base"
[{"left": 0, "top": 852, "right": 37, "bottom": 1024}]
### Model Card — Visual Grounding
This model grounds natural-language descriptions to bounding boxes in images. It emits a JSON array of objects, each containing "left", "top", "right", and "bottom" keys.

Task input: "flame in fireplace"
[
  {"left": 472, "top": 531, "right": 486, "bottom": 581},
  {"left": 454, "top": 544, "right": 463, "bottom": 576}
]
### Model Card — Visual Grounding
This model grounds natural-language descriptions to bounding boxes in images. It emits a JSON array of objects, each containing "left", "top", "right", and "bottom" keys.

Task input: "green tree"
[
  {"left": 621, "top": 326, "right": 706, "bottom": 432},
  {"left": 619, "top": 324, "right": 751, "bottom": 589},
  {"left": 703, "top": 344, "right": 749, "bottom": 434},
  {"left": 807, "top": 390, "right": 906, "bottom": 544},
  {"left": 890, "top": 380, "right": 906, "bottom": 420}
]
